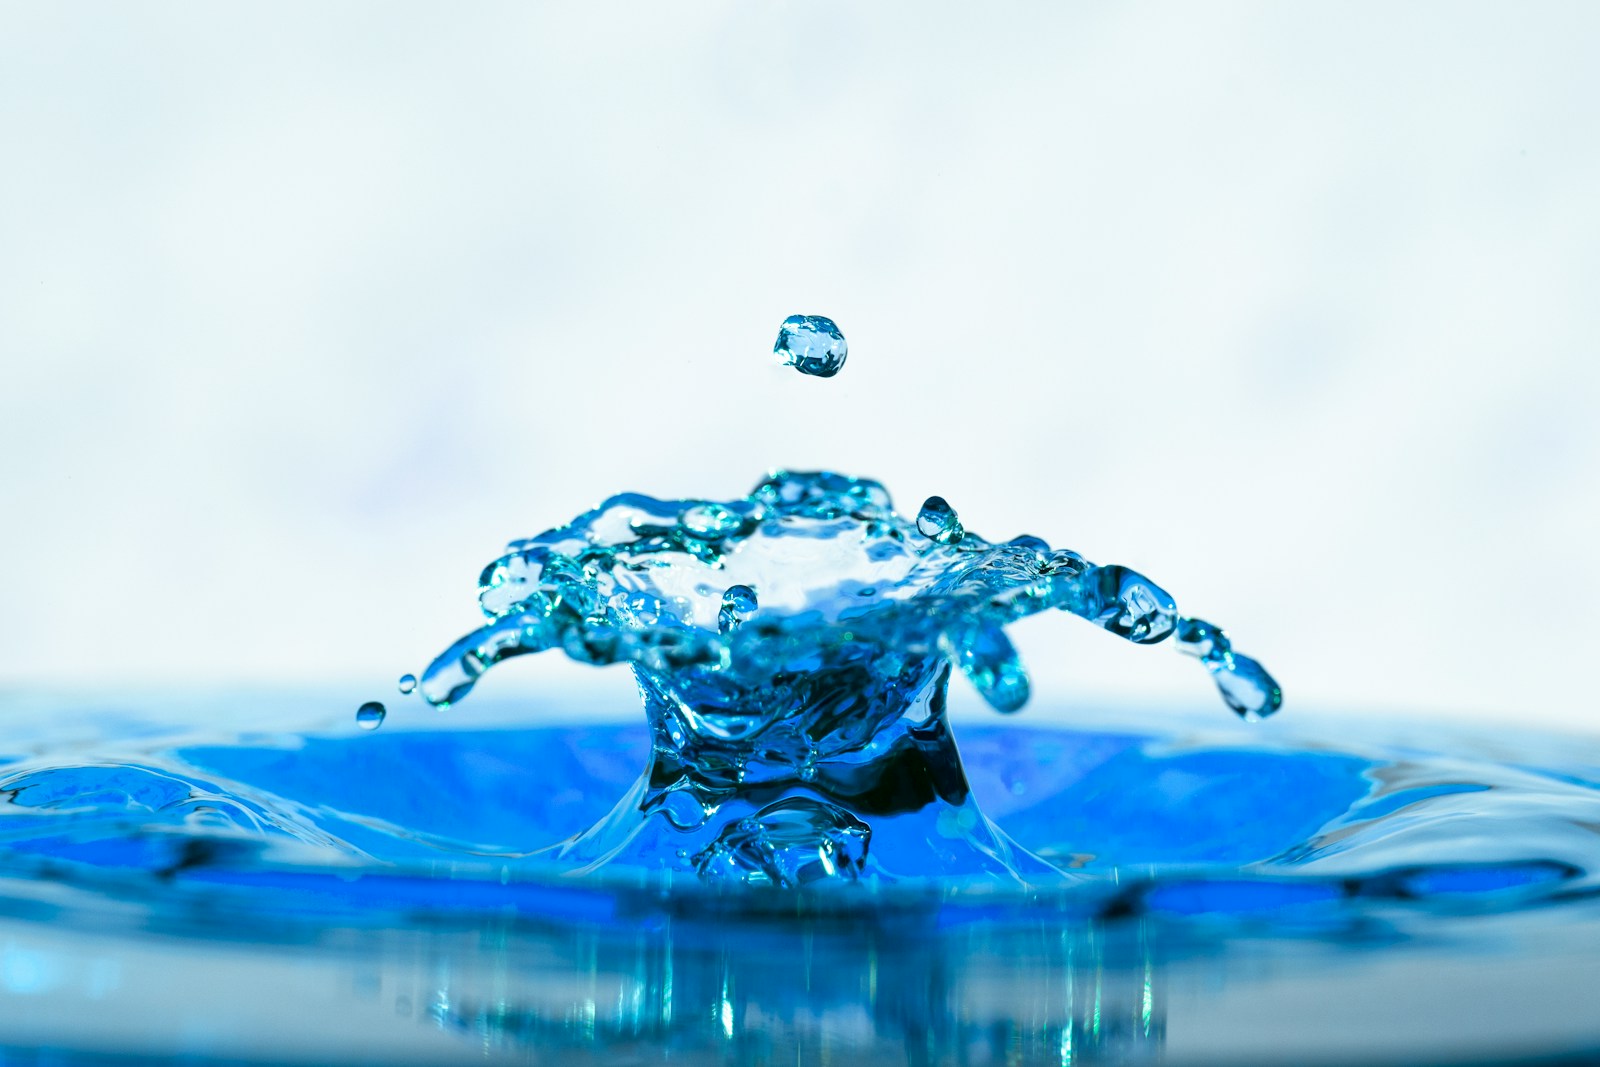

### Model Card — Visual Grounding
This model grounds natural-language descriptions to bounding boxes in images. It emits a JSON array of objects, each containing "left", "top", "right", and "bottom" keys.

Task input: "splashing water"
[
  {"left": 3, "top": 310, "right": 1599, "bottom": 1062},
  {"left": 412, "top": 469, "right": 1280, "bottom": 885}
]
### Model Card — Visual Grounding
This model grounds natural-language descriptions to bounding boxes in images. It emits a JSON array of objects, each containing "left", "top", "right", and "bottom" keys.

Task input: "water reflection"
[
  {"left": 4, "top": 892, "right": 1599, "bottom": 1064},
  {"left": 405, "top": 912, "right": 1164, "bottom": 1065}
]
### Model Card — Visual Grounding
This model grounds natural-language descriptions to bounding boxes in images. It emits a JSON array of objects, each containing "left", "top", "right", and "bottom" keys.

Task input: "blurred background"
[{"left": 1, "top": 3, "right": 1596, "bottom": 731}]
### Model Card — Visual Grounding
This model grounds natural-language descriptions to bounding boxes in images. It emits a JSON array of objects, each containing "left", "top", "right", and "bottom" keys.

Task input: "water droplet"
[
  {"left": 773, "top": 314, "right": 847, "bottom": 378},
  {"left": 718, "top": 584, "right": 758, "bottom": 634},
  {"left": 614, "top": 592, "right": 665, "bottom": 626},
  {"left": 1007, "top": 534, "right": 1051, "bottom": 558},
  {"left": 693, "top": 797, "right": 870, "bottom": 887},
  {"left": 1211, "top": 654, "right": 1283, "bottom": 721},
  {"left": 652, "top": 786, "right": 711, "bottom": 830},
  {"left": 680, "top": 503, "right": 743, "bottom": 539},
  {"left": 1064, "top": 565, "right": 1177, "bottom": 644},
  {"left": 397, "top": 674, "right": 417, "bottom": 694},
  {"left": 944, "top": 620, "right": 1030, "bottom": 713},
  {"left": 1175, "top": 617, "right": 1231, "bottom": 662},
  {"left": 916, "top": 495, "right": 965, "bottom": 545},
  {"left": 356, "top": 701, "right": 387, "bottom": 730},
  {"left": 1040, "top": 548, "right": 1087, "bottom": 577}
]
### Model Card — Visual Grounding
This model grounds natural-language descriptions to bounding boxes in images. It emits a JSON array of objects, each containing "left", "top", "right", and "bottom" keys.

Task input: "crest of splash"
[{"left": 416, "top": 470, "right": 1280, "bottom": 887}]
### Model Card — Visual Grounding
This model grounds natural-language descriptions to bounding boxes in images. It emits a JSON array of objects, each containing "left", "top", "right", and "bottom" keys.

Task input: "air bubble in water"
[
  {"left": 916, "top": 496, "right": 964, "bottom": 545},
  {"left": 773, "top": 315, "right": 847, "bottom": 378},
  {"left": 356, "top": 702, "right": 387, "bottom": 731}
]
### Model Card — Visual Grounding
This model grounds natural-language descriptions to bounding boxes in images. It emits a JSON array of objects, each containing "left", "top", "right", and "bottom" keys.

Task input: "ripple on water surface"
[{"left": 1, "top": 712, "right": 1596, "bottom": 927}]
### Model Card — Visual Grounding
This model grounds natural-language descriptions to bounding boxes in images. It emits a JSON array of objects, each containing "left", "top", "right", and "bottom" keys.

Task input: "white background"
[{"left": 2, "top": 3, "right": 1597, "bottom": 732}]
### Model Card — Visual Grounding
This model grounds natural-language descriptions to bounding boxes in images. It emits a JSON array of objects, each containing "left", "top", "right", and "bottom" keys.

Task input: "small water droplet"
[
  {"left": 718, "top": 584, "right": 758, "bottom": 634},
  {"left": 773, "top": 315, "right": 847, "bottom": 378},
  {"left": 916, "top": 495, "right": 965, "bottom": 545},
  {"left": 944, "top": 620, "right": 1030, "bottom": 713},
  {"left": 1040, "top": 548, "right": 1087, "bottom": 577},
  {"left": 1175, "top": 617, "right": 1231, "bottom": 662},
  {"left": 1007, "top": 534, "right": 1051, "bottom": 558},
  {"left": 397, "top": 674, "right": 417, "bottom": 694},
  {"left": 680, "top": 503, "right": 743, "bottom": 539},
  {"left": 693, "top": 797, "right": 870, "bottom": 887},
  {"left": 356, "top": 701, "right": 387, "bottom": 730},
  {"left": 1066, "top": 565, "right": 1176, "bottom": 643},
  {"left": 1211, "top": 654, "right": 1283, "bottom": 721}
]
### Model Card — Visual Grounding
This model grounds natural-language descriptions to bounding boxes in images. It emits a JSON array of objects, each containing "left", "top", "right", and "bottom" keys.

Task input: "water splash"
[{"left": 413, "top": 469, "right": 1280, "bottom": 885}]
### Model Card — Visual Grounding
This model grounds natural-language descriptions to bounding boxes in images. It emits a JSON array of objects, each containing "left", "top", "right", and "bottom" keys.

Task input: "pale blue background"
[{"left": 2, "top": 3, "right": 1596, "bottom": 730}]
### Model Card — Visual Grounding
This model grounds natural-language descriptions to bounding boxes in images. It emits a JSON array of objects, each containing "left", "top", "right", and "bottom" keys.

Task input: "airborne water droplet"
[
  {"left": 356, "top": 701, "right": 387, "bottom": 730},
  {"left": 1175, "top": 617, "right": 1231, "bottom": 662},
  {"left": 718, "top": 584, "right": 758, "bottom": 634},
  {"left": 1063, "top": 565, "right": 1177, "bottom": 644},
  {"left": 916, "top": 495, "right": 964, "bottom": 545},
  {"left": 397, "top": 674, "right": 417, "bottom": 694},
  {"left": 944, "top": 620, "right": 1030, "bottom": 713},
  {"left": 1211, "top": 654, "right": 1283, "bottom": 721},
  {"left": 773, "top": 315, "right": 847, "bottom": 378}
]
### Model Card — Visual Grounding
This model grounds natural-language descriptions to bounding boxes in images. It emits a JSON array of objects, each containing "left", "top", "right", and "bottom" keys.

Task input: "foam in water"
[{"left": 413, "top": 465, "right": 1281, "bottom": 885}]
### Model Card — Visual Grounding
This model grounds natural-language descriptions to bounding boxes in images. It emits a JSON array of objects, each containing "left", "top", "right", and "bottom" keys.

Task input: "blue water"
[
  {"left": 1, "top": 697, "right": 1598, "bottom": 1064},
  {"left": 4, "top": 713, "right": 1596, "bottom": 922}
]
